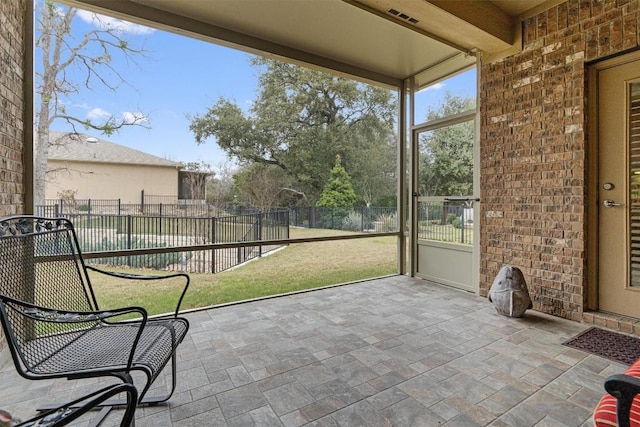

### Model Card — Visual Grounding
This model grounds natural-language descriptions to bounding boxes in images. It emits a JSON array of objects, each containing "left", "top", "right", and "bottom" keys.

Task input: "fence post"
[
  {"left": 126, "top": 215, "right": 132, "bottom": 249},
  {"left": 361, "top": 206, "right": 365, "bottom": 232},
  {"left": 211, "top": 216, "right": 216, "bottom": 274},
  {"left": 118, "top": 199, "right": 121, "bottom": 216},
  {"left": 87, "top": 199, "right": 91, "bottom": 227},
  {"left": 331, "top": 207, "right": 334, "bottom": 229},
  {"left": 127, "top": 215, "right": 132, "bottom": 267},
  {"left": 286, "top": 209, "right": 290, "bottom": 239},
  {"left": 258, "top": 213, "right": 263, "bottom": 258}
]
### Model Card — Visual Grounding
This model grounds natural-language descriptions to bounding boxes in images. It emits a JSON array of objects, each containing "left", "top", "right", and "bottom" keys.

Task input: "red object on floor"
[{"left": 593, "top": 361, "right": 640, "bottom": 426}]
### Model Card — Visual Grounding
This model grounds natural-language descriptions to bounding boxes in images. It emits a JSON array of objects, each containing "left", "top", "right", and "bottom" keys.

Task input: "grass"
[{"left": 90, "top": 227, "right": 398, "bottom": 316}]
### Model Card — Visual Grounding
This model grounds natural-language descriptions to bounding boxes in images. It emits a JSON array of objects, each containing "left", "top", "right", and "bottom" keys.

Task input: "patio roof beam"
[{"left": 350, "top": 0, "right": 515, "bottom": 54}]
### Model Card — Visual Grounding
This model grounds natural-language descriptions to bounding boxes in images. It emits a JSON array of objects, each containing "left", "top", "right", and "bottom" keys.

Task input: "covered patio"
[
  {"left": 3, "top": 0, "right": 640, "bottom": 424},
  {"left": 1, "top": 277, "right": 611, "bottom": 426}
]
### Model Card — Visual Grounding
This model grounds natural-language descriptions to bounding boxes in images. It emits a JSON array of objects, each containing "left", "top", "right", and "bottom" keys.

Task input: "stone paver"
[{"left": 0, "top": 276, "right": 621, "bottom": 426}]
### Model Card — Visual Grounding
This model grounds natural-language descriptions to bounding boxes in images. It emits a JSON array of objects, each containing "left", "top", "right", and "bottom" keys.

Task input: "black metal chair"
[
  {"left": 14, "top": 383, "right": 138, "bottom": 427},
  {"left": 0, "top": 215, "right": 190, "bottom": 420}
]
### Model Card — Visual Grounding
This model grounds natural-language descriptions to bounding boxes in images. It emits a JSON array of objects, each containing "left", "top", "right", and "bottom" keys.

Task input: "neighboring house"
[{"left": 46, "top": 131, "right": 182, "bottom": 204}]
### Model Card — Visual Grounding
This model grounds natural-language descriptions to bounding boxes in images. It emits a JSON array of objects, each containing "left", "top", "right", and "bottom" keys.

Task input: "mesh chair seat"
[{"left": 21, "top": 319, "right": 188, "bottom": 376}]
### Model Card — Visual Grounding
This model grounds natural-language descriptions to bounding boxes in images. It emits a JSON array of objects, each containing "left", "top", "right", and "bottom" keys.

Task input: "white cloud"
[
  {"left": 77, "top": 10, "right": 155, "bottom": 35},
  {"left": 86, "top": 108, "right": 147, "bottom": 125},
  {"left": 122, "top": 111, "right": 148, "bottom": 124},
  {"left": 425, "top": 82, "right": 445, "bottom": 91},
  {"left": 86, "top": 107, "right": 111, "bottom": 121}
]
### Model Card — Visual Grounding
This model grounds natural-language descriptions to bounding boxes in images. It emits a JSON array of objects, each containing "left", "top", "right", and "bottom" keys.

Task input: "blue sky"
[{"left": 41, "top": 4, "right": 476, "bottom": 168}]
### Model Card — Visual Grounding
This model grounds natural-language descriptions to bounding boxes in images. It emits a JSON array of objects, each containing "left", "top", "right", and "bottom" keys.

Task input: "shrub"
[
  {"left": 342, "top": 211, "right": 363, "bottom": 231},
  {"left": 317, "top": 206, "right": 351, "bottom": 230},
  {"left": 77, "top": 204, "right": 90, "bottom": 212},
  {"left": 377, "top": 212, "right": 398, "bottom": 232},
  {"left": 451, "top": 218, "right": 462, "bottom": 229},
  {"left": 446, "top": 213, "right": 458, "bottom": 224},
  {"left": 84, "top": 236, "right": 192, "bottom": 270}
]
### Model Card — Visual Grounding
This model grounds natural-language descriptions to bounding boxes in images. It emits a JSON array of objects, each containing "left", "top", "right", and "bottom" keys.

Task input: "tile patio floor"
[{"left": 0, "top": 275, "right": 622, "bottom": 426}]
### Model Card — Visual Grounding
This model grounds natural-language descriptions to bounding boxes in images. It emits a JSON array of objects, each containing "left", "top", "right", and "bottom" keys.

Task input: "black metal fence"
[
  {"left": 41, "top": 199, "right": 479, "bottom": 246},
  {"left": 39, "top": 201, "right": 400, "bottom": 233},
  {"left": 53, "top": 210, "right": 289, "bottom": 274},
  {"left": 38, "top": 199, "right": 225, "bottom": 218},
  {"left": 35, "top": 201, "right": 401, "bottom": 273},
  {"left": 287, "top": 206, "right": 398, "bottom": 232},
  {"left": 417, "top": 200, "right": 473, "bottom": 244}
]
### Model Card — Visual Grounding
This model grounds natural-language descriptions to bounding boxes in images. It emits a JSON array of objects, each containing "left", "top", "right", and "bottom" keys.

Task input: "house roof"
[{"left": 48, "top": 131, "right": 182, "bottom": 168}]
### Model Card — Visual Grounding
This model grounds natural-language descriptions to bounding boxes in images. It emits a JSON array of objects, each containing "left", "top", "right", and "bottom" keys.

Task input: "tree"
[
  {"left": 206, "top": 161, "right": 235, "bottom": 209},
  {"left": 179, "top": 161, "right": 212, "bottom": 200},
  {"left": 189, "top": 57, "right": 396, "bottom": 204},
  {"left": 317, "top": 155, "right": 357, "bottom": 208},
  {"left": 232, "top": 163, "right": 297, "bottom": 212},
  {"left": 353, "top": 133, "right": 397, "bottom": 207},
  {"left": 35, "top": 0, "right": 151, "bottom": 206},
  {"left": 419, "top": 92, "right": 475, "bottom": 197}
]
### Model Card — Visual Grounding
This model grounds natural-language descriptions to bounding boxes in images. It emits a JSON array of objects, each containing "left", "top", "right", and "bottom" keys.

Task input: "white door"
[
  {"left": 413, "top": 118, "right": 478, "bottom": 293},
  {"left": 595, "top": 52, "right": 640, "bottom": 317}
]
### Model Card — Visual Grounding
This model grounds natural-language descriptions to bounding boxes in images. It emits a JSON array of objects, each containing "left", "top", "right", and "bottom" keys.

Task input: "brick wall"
[
  {"left": 480, "top": 0, "right": 640, "bottom": 321},
  {"left": 0, "top": 0, "right": 27, "bottom": 355},
  {"left": 0, "top": 0, "right": 25, "bottom": 217}
]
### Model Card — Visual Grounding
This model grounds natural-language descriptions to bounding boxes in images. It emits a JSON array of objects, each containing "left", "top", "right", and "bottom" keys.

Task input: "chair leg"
[
  {"left": 138, "top": 353, "right": 179, "bottom": 405},
  {"left": 37, "top": 355, "right": 179, "bottom": 417},
  {"left": 36, "top": 372, "right": 136, "bottom": 424},
  {"left": 22, "top": 383, "right": 137, "bottom": 427}
]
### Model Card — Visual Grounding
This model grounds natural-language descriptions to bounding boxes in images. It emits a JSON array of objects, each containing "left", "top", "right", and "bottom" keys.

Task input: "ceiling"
[{"left": 62, "top": 0, "right": 560, "bottom": 89}]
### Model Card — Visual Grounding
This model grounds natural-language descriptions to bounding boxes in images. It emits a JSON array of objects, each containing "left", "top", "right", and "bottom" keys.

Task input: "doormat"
[{"left": 563, "top": 326, "right": 640, "bottom": 366}]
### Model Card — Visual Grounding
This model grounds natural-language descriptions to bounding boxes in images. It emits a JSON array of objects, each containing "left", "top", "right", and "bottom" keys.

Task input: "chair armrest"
[
  {"left": 0, "top": 295, "right": 148, "bottom": 373},
  {"left": 1, "top": 294, "right": 147, "bottom": 324},
  {"left": 605, "top": 373, "right": 640, "bottom": 427},
  {"left": 86, "top": 266, "right": 190, "bottom": 317}
]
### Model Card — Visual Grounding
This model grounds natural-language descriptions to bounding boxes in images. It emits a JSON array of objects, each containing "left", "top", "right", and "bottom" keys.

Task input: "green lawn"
[{"left": 90, "top": 227, "right": 398, "bottom": 315}]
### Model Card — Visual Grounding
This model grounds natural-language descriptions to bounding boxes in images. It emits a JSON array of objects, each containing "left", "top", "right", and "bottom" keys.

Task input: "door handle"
[{"left": 603, "top": 199, "right": 624, "bottom": 208}]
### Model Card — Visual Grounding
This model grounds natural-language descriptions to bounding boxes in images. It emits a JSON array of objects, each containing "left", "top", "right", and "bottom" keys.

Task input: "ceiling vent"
[{"left": 387, "top": 8, "right": 419, "bottom": 24}]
